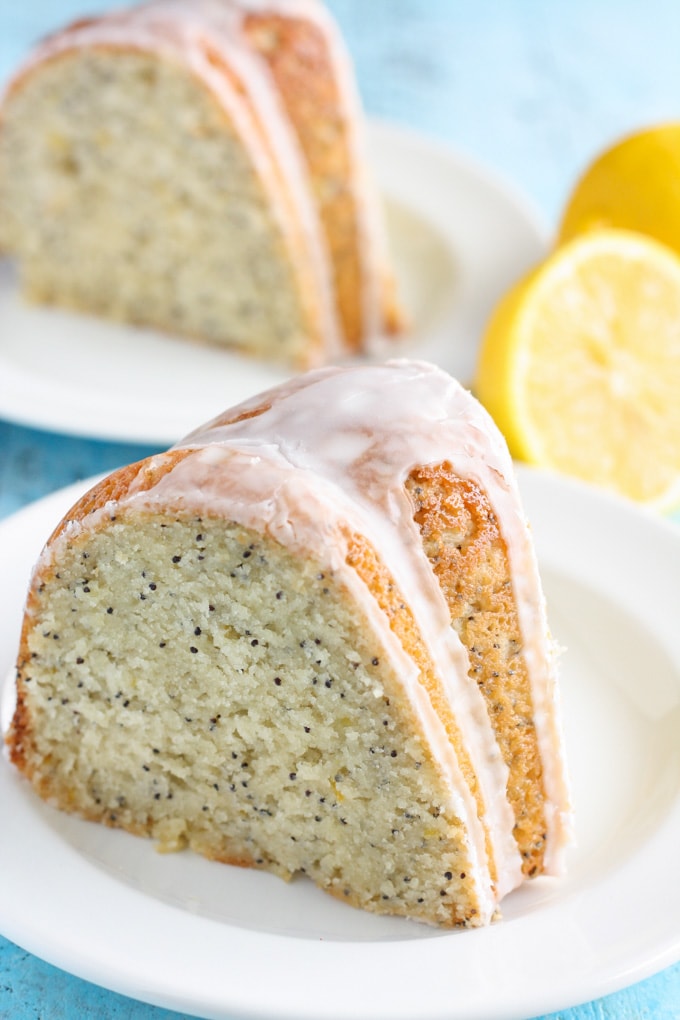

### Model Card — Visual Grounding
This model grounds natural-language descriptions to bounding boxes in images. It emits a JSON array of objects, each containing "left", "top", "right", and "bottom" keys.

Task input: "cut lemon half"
[
  {"left": 558, "top": 124, "right": 680, "bottom": 252},
  {"left": 475, "top": 229, "right": 680, "bottom": 509}
]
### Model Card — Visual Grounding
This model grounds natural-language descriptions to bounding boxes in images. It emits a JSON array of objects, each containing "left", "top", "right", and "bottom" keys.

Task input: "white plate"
[
  {"left": 0, "top": 120, "right": 546, "bottom": 445},
  {"left": 1, "top": 468, "right": 680, "bottom": 1020}
]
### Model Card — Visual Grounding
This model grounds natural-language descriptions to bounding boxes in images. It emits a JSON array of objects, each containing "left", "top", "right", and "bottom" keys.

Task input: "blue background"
[{"left": 1, "top": 1, "right": 680, "bottom": 1017}]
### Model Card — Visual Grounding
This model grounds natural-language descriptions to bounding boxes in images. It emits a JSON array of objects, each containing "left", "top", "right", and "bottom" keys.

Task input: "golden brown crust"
[
  {"left": 195, "top": 400, "right": 271, "bottom": 432},
  {"left": 245, "top": 13, "right": 364, "bottom": 349},
  {"left": 244, "top": 12, "right": 404, "bottom": 347},
  {"left": 47, "top": 450, "right": 191, "bottom": 542},
  {"left": 405, "top": 464, "right": 547, "bottom": 876}
]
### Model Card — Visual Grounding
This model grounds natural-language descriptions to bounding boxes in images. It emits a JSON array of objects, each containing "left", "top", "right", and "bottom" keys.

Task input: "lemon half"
[
  {"left": 558, "top": 124, "right": 680, "bottom": 252},
  {"left": 475, "top": 229, "right": 680, "bottom": 509}
]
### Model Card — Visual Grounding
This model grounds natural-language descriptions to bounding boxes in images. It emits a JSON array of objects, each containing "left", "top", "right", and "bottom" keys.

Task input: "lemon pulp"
[{"left": 475, "top": 229, "right": 680, "bottom": 508}]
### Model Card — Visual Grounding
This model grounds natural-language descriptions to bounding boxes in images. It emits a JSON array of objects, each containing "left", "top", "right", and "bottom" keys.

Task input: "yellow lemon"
[
  {"left": 475, "top": 229, "right": 680, "bottom": 508},
  {"left": 558, "top": 124, "right": 680, "bottom": 251}
]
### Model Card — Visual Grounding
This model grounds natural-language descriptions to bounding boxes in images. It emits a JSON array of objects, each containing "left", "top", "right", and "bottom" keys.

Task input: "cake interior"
[
  {"left": 0, "top": 49, "right": 318, "bottom": 362},
  {"left": 14, "top": 511, "right": 484, "bottom": 927}
]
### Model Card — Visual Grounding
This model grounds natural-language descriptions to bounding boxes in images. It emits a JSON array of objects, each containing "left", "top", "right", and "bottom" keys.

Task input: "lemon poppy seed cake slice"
[
  {"left": 7, "top": 360, "right": 572, "bottom": 927},
  {"left": 0, "top": 0, "right": 402, "bottom": 366}
]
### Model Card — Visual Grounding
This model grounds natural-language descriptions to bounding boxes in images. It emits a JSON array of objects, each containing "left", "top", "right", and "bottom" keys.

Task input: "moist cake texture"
[
  {"left": 0, "top": 0, "right": 402, "bottom": 365},
  {"left": 7, "top": 360, "right": 572, "bottom": 927}
]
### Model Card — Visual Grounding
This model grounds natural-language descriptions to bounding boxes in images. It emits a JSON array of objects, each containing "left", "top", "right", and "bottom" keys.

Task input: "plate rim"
[{"left": 0, "top": 466, "right": 679, "bottom": 1020}]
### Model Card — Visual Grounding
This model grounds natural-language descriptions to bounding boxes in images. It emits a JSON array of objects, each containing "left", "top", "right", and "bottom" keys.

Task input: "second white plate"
[
  {"left": 0, "top": 120, "right": 545, "bottom": 444},
  {"left": 1, "top": 468, "right": 679, "bottom": 1020}
]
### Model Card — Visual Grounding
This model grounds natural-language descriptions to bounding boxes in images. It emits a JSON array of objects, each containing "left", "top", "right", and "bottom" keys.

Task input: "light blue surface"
[{"left": 1, "top": 2, "right": 680, "bottom": 1018}]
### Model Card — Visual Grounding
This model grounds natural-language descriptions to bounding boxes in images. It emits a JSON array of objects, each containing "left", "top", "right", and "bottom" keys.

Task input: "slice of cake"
[
  {"left": 6, "top": 360, "right": 572, "bottom": 927},
  {"left": 0, "top": 0, "right": 402, "bottom": 366}
]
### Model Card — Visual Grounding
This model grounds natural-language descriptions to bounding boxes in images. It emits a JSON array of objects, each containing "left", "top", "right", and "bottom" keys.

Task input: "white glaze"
[
  {"left": 5, "top": 0, "right": 388, "bottom": 353},
  {"left": 38, "top": 360, "right": 572, "bottom": 919},
  {"left": 177, "top": 360, "right": 572, "bottom": 878},
  {"left": 133, "top": 361, "right": 568, "bottom": 900}
]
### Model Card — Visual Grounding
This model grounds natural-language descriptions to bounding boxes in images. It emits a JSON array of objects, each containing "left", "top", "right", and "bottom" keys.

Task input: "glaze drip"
[{"left": 121, "top": 360, "right": 571, "bottom": 911}]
